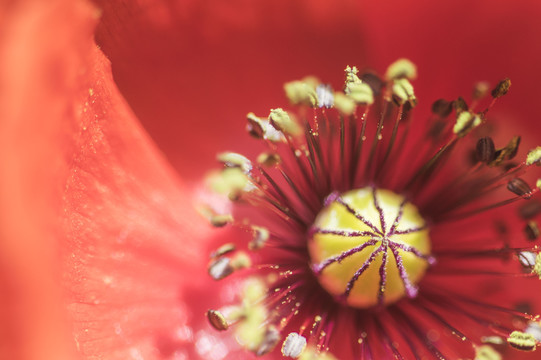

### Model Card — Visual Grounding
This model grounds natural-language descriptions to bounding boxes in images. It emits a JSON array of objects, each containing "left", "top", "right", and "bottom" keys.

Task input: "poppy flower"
[{"left": 0, "top": 0, "right": 540, "bottom": 360}]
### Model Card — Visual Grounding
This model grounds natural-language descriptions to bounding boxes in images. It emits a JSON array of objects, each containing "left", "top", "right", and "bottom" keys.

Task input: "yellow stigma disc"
[{"left": 309, "top": 187, "right": 431, "bottom": 308}]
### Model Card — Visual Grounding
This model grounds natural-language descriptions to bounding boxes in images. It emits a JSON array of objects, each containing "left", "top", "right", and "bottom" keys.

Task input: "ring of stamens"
[{"left": 309, "top": 187, "right": 434, "bottom": 308}]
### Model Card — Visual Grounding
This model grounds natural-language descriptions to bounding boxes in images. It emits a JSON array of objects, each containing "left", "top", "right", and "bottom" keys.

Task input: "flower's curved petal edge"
[{"left": 0, "top": 0, "right": 219, "bottom": 359}]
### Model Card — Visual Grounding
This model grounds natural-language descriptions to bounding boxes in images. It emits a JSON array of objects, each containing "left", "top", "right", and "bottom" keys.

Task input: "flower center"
[{"left": 309, "top": 187, "right": 433, "bottom": 308}]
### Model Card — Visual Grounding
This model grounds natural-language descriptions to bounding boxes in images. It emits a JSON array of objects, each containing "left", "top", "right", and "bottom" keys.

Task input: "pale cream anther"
[
  {"left": 247, "top": 112, "right": 284, "bottom": 142},
  {"left": 333, "top": 92, "right": 356, "bottom": 115},
  {"left": 284, "top": 80, "right": 318, "bottom": 107},
  {"left": 269, "top": 108, "right": 302, "bottom": 136},
  {"left": 316, "top": 84, "right": 334, "bottom": 108},
  {"left": 282, "top": 332, "right": 307, "bottom": 358},
  {"left": 300, "top": 347, "right": 338, "bottom": 360},
  {"left": 249, "top": 225, "right": 270, "bottom": 250},
  {"left": 208, "top": 256, "right": 234, "bottom": 280},
  {"left": 392, "top": 78, "right": 417, "bottom": 107},
  {"left": 507, "top": 331, "right": 537, "bottom": 351},
  {"left": 344, "top": 66, "right": 374, "bottom": 105},
  {"left": 385, "top": 58, "right": 417, "bottom": 80},
  {"left": 534, "top": 253, "right": 541, "bottom": 279},
  {"left": 526, "top": 147, "right": 541, "bottom": 166},
  {"left": 453, "top": 111, "right": 482, "bottom": 137},
  {"left": 231, "top": 251, "right": 252, "bottom": 270},
  {"left": 518, "top": 251, "right": 537, "bottom": 268},
  {"left": 257, "top": 152, "right": 281, "bottom": 167},
  {"left": 474, "top": 345, "right": 501, "bottom": 360},
  {"left": 526, "top": 321, "right": 541, "bottom": 342},
  {"left": 217, "top": 152, "right": 253, "bottom": 174}
]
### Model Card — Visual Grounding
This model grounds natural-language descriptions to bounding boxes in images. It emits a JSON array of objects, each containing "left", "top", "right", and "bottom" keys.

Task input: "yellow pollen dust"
[{"left": 309, "top": 187, "right": 431, "bottom": 308}]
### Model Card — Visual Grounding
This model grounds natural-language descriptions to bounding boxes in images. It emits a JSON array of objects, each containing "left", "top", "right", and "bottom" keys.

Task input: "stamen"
[
  {"left": 204, "top": 61, "right": 541, "bottom": 359},
  {"left": 507, "top": 331, "right": 537, "bottom": 351},
  {"left": 206, "top": 309, "right": 229, "bottom": 331},
  {"left": 526, "top": 147, "right": 541, "bottom": 166},
  {"left": 474, "top": 345, "right": 502, "bottom": 360},
  {"left": 525, "top": 221, "right": 540, "bottom": 241},
  {"left": 282, "top": 332, "right": 307, "bottom": 358},
  {"left": 476, "top": 137, "right": 496, "bottom": 164}
]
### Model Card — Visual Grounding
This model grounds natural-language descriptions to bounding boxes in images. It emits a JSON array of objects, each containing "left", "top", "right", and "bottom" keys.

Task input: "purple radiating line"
[
  {"left": 312, "top": 228, "right": 379, "bottom": 238},
  {"left": 392, "top": 225, "right": 427, "bottom": 235},
  {"left": 392, "top": 242, "right": 436, "bottom": 265},
  {"left": 388, "top": 199, "right": 407, "bottom": 235},
  {"left": 313, "top": 239, "right": 379, "bottom": 274},
  {"left": 372, "top": 187, "right": 387, "bottom": 234},
  {"left": 377, "top": 246, "right": 389, "bottom": 305},
  {"left": 334, "top": 197, "right": 383, "bottom": 235},
  {"left": 344, "top": 244, "right": 385, "bottom": 297},
  {"left": 389, "top": 244, "right": 418, "bottom": 298}
]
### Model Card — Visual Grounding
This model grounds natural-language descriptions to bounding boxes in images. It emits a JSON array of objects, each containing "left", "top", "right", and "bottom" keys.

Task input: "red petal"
[{"left": 0, "top": 0, "right": 212, "bottom": 358}]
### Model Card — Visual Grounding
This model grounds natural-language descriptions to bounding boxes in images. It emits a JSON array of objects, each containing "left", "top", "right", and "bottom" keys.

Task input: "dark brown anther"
[
  {"left": 431, "top": 99, "right": 454, "bottom": 118},
  {"left": 247, "top": 115, "right": 265, "bottom": 139},
  {"left": 361, "top": 71, "right": 384, "bottom": 95},
  {"left": 476, "top": 137, "right": 496, "bottom": 163},
  {"left": 491, "top": 78, "right": 511, "bottom": 98},
  {"left": 207, "top": 310, "right": 229, "bottom": 331},
  {"left": 256, "top": 327, "right": 281, "bottom": 356},
  {"left": 454, "top": 97, "right": 468, "bottom": 113},
  {"left": 507, "top": 178, "right": 532, "bottom": 198},
  {"left": 489, "top": 136, "right": 521, "bottom": 166},
  {"left": 525, "top": 221, "right": 540, "bottom": 241},
  {"left": 519, "top": 200, "right": 541, "bottom": 219}
]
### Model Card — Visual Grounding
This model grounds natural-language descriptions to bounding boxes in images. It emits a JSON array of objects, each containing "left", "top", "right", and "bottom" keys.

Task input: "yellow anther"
[
  {"left": 344, "top": 66, "right": 374, "bottom": 105},
  {"left": 247, "top": 112, "right": 285, "bottom": 142},
  {"left": 526, "top": 147, "right": 541, "bottom": 166},
  {"left": 392, "top": 78, "right": 417, "bottom": 107},
  {"left": 474, "top": 345, "right": 501, "bottom": 360},
  {"left": 232, "top": 278, "right": 273, "bottom": 353},
  {"left": 231, "top": 251, "right": 252, "bottom": 270},
  {"left": 453, "top": 111, "right": 482, "bottom": 137},
  {"left": 385, "top": 58, "right": 418, "bottom": 80},
  {"left": 257, "top": 152, "right": 281, "bottom": 167},
  {"left": 249, "top": 225, "right": 270, "bottom": 250},
  {"left": 284, "top": 80, "right": 318, "bottom": 107},
  {"left": 507, "top": 331, "right": 537, "bottom": 351},
  {"left": 333, "top": 92, "right": 356, "bottom": 115},
  {"left": 217, "top": 152, "right": 253, "bottom": 174},
  {"left": 534, "top": 253, "right": 541, "bottom": 279},
  {"left": 269, "top": 108, "right": 302, "bottom": 136},
  {"left": 206, "top": 167, "right": 254, "bottom": 198},
  {"left": 300, "top": 347, "right": 338, "bottom": 360},
  {"left": 198, "top": 205, "right": 234, "bottom": 227}
]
